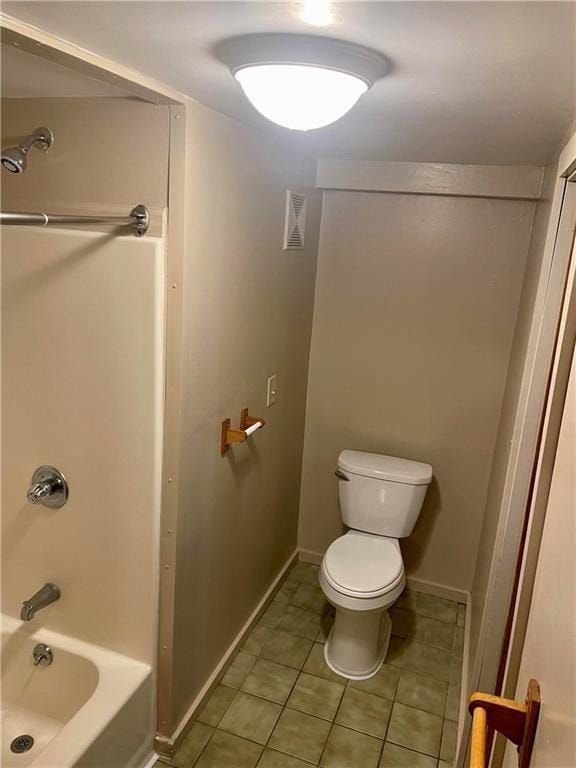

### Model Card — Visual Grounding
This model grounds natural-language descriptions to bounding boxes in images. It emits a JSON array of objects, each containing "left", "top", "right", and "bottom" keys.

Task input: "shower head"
[{"left": 1, "top": 127, "right": 54, "bottom": 174}]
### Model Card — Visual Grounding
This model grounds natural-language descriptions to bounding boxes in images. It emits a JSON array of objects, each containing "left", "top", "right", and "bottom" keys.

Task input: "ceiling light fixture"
[
  {"left": 299, "top": 0, "right": 334, "bottom": 27},
  {"left": 217, "top": 34, "right": 388, "bottom": 131}
]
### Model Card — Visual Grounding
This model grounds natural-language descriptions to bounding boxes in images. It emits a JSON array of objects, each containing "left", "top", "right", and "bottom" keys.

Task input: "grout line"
[{"left": 185, "top": 578, "right": 464, "bottom": 767}]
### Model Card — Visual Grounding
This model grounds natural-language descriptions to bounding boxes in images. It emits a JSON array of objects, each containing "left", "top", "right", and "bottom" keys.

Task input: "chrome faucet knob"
[
  {"left": 26, "top": 466, "right": 68, "bottom": 508},
  {"left": 27, "top": 482, "right": 52, "bottom": 504},
  {"left": 33, "top": 643, "right": 53, "bottom": 667}
]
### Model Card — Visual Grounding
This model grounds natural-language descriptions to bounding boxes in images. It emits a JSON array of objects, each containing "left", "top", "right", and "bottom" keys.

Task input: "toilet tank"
[{"left": 337, "top": 450, "right": 433, "bottom": 538}]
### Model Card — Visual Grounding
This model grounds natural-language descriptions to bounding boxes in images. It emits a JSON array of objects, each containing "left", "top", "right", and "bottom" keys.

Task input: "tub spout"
[{"left": 20, "top": 583, "right": 60, "bottom": 621}]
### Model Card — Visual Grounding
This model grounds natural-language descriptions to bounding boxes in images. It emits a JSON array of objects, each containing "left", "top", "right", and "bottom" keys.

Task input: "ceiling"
[
  {"left": 3, "top": 1, "right": 575, "bottom": 165},
  {"left": 1, "top": 43, "right": 130, "bottom": 97}
]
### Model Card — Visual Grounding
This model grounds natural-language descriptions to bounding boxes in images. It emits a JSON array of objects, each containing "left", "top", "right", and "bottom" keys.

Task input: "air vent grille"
[{"left": 284, "top": 191, "right": 307, "bottom": 250}]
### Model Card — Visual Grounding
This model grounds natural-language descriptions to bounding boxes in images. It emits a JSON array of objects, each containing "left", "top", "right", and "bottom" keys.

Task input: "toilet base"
[{"left": 323, "top": 608, "right": 392, "bottom": 680}]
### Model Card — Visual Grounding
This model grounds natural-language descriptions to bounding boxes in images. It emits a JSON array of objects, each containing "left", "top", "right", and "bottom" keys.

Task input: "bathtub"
[{"left": 1, "top": 615, "right": 154, "bottom": 768}]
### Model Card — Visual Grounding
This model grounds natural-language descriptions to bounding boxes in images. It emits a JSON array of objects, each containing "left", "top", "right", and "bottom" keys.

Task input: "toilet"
[{"left": 319, "top": 450, "right": 432, "bottom": 680}]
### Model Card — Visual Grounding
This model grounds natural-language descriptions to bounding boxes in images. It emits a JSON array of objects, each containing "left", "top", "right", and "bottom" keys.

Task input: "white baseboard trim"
[
  {"left": 298, "top": 549, "right": 469, "bottom": 605},
  {"left": 139, "top": 753, "right": 159, "bottom": 768},
  {"left": 163, "top": 548, "right": 299, "bottom": 750},
  {"left": 298, "top": 549, "right": 323, "bottom": 566},
  {"left": 405, "top": 577, "right": 469, "bottom": 605},
  {"left": 455, "top": 593, "right": 473, "bottom": 768}
]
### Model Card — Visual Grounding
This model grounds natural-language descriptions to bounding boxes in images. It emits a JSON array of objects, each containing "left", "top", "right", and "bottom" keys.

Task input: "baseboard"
[
  {"left": 298, "top": 548, "right": 323, "bottom": 566},
  {"left": 158, "top": 548, "right": 299, "bottom": 753},
  {"left": 139, "top": 753, "right": 159, "bottom": 768},
  {"left": 405, "top": 577, "right": 469, "bottom": 605},
  {"left": 455, "top": 592, "right": 473, "bottom": 768}
]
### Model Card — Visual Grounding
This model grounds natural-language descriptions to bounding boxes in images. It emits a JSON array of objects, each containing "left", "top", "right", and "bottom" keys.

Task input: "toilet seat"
[{"left": 322, "top": 530, "right": 404, "bottom": 599}]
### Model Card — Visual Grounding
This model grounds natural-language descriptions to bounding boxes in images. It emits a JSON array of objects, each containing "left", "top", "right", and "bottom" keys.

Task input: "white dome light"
[
  {"left": 217, "top": 35, "right": 388, "bottom": 132},
  {"left": 235, "top": 65, "right": 367, "bottom": 131}
]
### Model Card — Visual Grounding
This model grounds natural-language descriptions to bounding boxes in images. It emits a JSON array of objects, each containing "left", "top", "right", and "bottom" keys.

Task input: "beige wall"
[
  {"left": 166, "top": 99, "right": 321, "bottom": 732},
  {"left": 1, "top": 96, "right": 169, "bottom": 664},
  {"left": 467, "top": 161, "right": 559, "bottom": 674},
  {"left": 1, "top": 97, "right": 169, "bottom": 228},
  {"left": 298, "top": 190, "right": 536, "bottom": 592},
  {"left": 503, "top": 335, "right": 576, "bottom": 767}
]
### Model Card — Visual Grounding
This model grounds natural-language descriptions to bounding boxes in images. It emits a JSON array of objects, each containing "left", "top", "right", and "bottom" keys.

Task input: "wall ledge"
[{"left": 316, "top": 160, "right": 544, "bottom": 200}]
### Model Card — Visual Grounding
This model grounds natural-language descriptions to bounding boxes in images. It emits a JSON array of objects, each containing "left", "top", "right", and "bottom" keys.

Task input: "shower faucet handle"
[{"left": 27, "top": 466, "right": 69, "bottom": 508}]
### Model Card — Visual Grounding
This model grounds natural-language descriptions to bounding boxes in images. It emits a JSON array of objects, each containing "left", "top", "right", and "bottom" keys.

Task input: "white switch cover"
[{"left": 267, "top": 375, "right": 277, "bottom": 407}]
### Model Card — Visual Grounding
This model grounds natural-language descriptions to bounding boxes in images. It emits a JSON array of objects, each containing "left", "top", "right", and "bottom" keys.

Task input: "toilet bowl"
[{"left": 319, "top": 450, "right": 432, "bottom": 680}]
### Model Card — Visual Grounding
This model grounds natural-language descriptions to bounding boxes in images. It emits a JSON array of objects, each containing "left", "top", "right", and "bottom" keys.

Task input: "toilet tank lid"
[{"left": 338, "top": 450, "right": 433, "bottom": 485}]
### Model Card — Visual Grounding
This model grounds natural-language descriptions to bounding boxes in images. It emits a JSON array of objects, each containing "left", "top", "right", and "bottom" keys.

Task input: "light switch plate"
[{"left": 267, "top": 375, "right": 277, "bottom": 407}]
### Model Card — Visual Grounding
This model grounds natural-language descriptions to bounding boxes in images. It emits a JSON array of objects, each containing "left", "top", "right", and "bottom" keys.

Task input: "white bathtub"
[{"left": 1, "top": 616, "right": 154, "bottom": 768}]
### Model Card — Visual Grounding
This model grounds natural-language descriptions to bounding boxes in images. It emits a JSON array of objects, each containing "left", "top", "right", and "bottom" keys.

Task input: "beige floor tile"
[
  {"left": 445, "top": 685, "right": 460, "bottom": 722},
  {"left": 449, "top": 656, "right": 463, "bottom": 687},
  {"left": 243, "top": 625, "right": 273, "bottom": 655},
  {"left": 394, "top": 590, "right": 419, "bottom": 612},
  {"left": 221, "top": 651, "right": 257, "bottom": 688},
  {"left": 269, "top": 708, "right": 331, "bottom": 763},
  {"left": 379, "top": 742, "right": 437, "bottom": 767},
  {"left": 440, "top": 719, "right": 458, "bottom": 762},
  {"left": 276, "top": 581, "right": 300, "bottom": 606},
  {"left": 195, "top": 730, "right": 263, "bottom": 768},
  {"left": 385, "top": 636, "right": 408, "bottom": 668},
  {"left": 171, "top": 721, "right": 214, "bottom": 768},
  {"left": 197, "top": 685, "right": 236, "bottom": 726},
  {"left": 241, "top": 658, "right": 299, "bottom": 704},
  {"left": 316, "top": 613, "right": 335, "bottom": 644},
  {"left": 390, "top": 608, "right": 416, "bottom": 637},
  {"left": 391, "top": 610, "right": 455, "bottom": 650},
  {"left": 416, "top": 594, "right": 458, "bottom": 624},
  {"left": 395, "top": 670, "right": 448, "bottom": 716},
  {"left": 261, "top": 629, "right": 314, "bottom": 669},
  {"left": 287, "top": 672, "right": 345, "bottom": 720},
  {"left": 218, "top": 691, "right": 282, "bottom": 745},
  {"left": 335, "top": 687, "right": 392, "bottom": 739},
  {"left": 302, "top": 643, "right": 344, "bottom": 683},
  {"left": 278, "top": 605, "right": 324, "bottom": 641},
  {"left": 290, "top": 563, "right": 320, "bottom": 584},
  {"left": 349, "top": 663, "right": 400, "bottom": 700},
  {"left": 320, "top": 724, "right": 383, "bottom": 768},
  {"left": 260, "top": 602, "right": 286, "bottom": 628},
  {"left": 386, "top": 702, "right": 443, "bottom": 757},
  {"left": 457, "top": 604, "right": 466, "bottom": 628},
  {"left": 452, "top": 626, "right": 464, "bottom": 657},
  {"left": 291, "top": 583, "right": 328, "bottom": 614},
  {"left": 257, "top": 749, "right": 313, "bottom": 768},
  {"left": 403, "top": 641, "right": 452, "bottom": 682}
]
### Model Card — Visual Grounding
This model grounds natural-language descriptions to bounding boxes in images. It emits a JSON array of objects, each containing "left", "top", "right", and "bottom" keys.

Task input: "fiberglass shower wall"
[{"left": 0, "top": 96, "right": 170, "bottom": 665}]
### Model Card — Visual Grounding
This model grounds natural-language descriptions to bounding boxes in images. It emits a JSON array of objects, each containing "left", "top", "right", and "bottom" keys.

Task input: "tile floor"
[{"left": 157, "top": 563, "right": 465, "bottom": 768}]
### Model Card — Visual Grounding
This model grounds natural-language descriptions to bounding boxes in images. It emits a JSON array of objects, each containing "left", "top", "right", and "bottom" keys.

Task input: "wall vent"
[{"left": 283, "top": 191, "right": 307, "bottom": 250}]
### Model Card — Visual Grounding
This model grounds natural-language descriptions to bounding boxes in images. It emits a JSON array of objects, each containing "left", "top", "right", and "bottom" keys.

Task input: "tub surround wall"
[
  {"left": 162, "top": 99, "right": 322, "bottom": 740},
  {"left": 1, "top": 227, "right": 164, "bottom": 664},
  {"left": 298, "top": 183, "right": 537, "bottom": 594},
  {"left": 1, "top": 94, "right": 169, "bottom": 768},
  {"left": 1, "top": 96, "right": 169, "bottom": 665}
]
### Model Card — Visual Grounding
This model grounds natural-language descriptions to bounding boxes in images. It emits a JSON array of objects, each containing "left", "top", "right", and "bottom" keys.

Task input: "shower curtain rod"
[{"left": 0, "top": 204, "right": 150, "bottom": 237}]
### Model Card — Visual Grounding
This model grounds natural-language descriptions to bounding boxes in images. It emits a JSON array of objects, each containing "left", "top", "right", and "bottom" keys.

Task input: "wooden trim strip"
[{"left": 316, "top": 160, "right": 545, "bottom": 200}]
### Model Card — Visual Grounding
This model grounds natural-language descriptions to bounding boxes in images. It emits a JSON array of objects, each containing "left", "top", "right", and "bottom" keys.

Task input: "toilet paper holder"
[{"left": 221, "top": 407, "right": 266, "bottom": 455}]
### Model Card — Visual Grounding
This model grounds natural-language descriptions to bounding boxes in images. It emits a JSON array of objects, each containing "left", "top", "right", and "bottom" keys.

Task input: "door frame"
[{"left": 457, "top": 130, "right": 576, "bottom": 767}]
